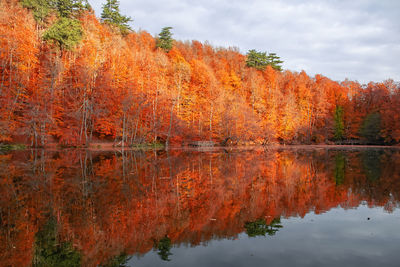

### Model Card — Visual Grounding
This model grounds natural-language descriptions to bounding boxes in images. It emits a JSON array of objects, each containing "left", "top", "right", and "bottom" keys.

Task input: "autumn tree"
[
  {"left": 380, "top": 80, "right": 400, "bottom": 143},
  {"left": 166, "top": 50, "right": 191, "bottom": 147},
  {"left": 0, "top": 1, "right": 39, "bottom": 142}
]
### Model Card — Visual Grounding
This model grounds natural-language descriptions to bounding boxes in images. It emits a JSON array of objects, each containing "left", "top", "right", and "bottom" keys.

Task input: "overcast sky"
[{"left": 89, "top": 0, "right": 400, "bottom": 84}]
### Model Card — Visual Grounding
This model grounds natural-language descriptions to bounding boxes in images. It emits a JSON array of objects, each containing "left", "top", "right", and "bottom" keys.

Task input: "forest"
[{"left": 1, "top": 0, "right": 400, "bottom": 147}]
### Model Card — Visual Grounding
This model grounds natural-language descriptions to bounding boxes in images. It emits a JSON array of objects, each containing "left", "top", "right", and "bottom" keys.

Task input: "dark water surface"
[{"left": 1, "top": 147, "right": 399, "bottom": 266}]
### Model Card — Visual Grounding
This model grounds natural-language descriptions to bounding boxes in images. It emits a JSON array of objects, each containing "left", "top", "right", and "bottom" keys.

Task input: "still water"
[{"left": 0, "top": 147, "right": 399, "bottom": 266}]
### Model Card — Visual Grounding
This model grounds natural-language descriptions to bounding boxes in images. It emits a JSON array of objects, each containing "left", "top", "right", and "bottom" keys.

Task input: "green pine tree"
[
  {"left": 156, "top": 27, "right": 174, "bottom": 52},
  {"left": 43, "top": 17, "right": 83, "bottom": 50},
  {"left": 334, "top": 106, "right": 345, "bottom": 141},
  {"left": 359, "top": 112, "right": 382, "bottom": 144},
  {"left": 22, "top": 0, "right": 90, "bottom": 22},
  {"left": 101, "top": 0, "right": 132, "bottom": 35},
  {"left": 246, "top": 49, "right": 269, "bottom": 70},
  {"left": 55, "top": 0, "right": 90, "bottom": 18},
  {"left": 21, "top": 0, "right": 52, "bottom": 24},
  {"left": 23, "top": 0, "right": 87, "bottom": 50},
  {"left": 267, "top": 52, "right": 283, "bottom": 71},
  {"left": 246, "top": 50, "right": 284, "bottom": 71}
]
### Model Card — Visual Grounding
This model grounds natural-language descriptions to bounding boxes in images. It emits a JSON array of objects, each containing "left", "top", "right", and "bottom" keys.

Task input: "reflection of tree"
[
  {"left": 334, "top": 153, "right": 346, "bottom": 185},
  {"left": 99, "top": 253, "right": 132, "bottom": 267},
  {"left": 1, "top": 149, "right": 400, "bottom": 266},
  {"left": 33, "top": 217, "right": 81, "bottom": 267},
  {"left": 244, "top": 218, "right": 283, "bottom": 237},
  {"left": 157, "top": 236, "right": 173, "bottom": 261},
  {"left": 361, "top": 150, "right": 382, "bottom": 181}
]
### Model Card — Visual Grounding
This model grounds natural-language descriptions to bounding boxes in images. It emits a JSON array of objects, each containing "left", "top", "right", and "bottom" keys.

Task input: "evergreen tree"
[
  {"left": 267, "top": 52, "right": 283, "bottom": 71},
  {"left": 246, "top": 49, "right": 284, "bottom": 71},
  {"left": 334, "top": 106, "right": 344, "bottom": 141},
  {"left": 55, "top": 0, "right": 90, "bottom": 18},
  {"left": 246, "top": 49, "right": 269, "bottom": 70},
  {"left": 36, "top": 0, "right": 88, "bottom": 51},
  {"left": 21, "top": 0, "right": 52, "bottom": 24},
  {"left": 156, "top": 26, "right": 174, "bottom": 52},
  {"left": 43, "top": 17, "right": 83, "bottom": 50},
  {"left": 56, "top": 0, "right": 76, "bottom": 18},
  {"left": 360, "top": 112, "right": 382, "bottom": 144},
  {"left": 101, "top": 0, "right": 132, "bottom": 35},
  {"left": 22, "top": 0, "right": 90, "bottom": 22}
]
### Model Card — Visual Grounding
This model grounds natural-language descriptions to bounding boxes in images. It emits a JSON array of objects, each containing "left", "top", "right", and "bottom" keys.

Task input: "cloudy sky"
[{"left": 90, "top": 0, "right": 400, "bottom": 84}]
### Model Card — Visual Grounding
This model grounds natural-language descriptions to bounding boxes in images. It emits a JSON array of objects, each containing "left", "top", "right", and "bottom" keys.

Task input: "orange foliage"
[{"left": 0, "top": 1, "right": 400, "bottom": 146}]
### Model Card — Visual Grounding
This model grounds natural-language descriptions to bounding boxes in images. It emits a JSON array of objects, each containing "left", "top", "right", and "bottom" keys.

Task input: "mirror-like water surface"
[{"left": 1, "top": 147, "right": 399, "bottom": 266}]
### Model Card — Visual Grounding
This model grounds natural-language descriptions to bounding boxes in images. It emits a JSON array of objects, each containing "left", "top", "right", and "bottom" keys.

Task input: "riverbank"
[{"left": 2, "top": 142, "right": 399, "bottom": 152}]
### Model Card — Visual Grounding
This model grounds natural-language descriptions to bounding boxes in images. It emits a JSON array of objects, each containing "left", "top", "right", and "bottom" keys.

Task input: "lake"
[{"left": 1, "top": 147, "right": 399, "bottom": 266}]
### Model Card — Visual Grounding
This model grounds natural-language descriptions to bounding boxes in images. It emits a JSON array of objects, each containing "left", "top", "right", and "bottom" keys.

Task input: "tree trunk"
[{"left": 209, "top": 104, "right": 213, "bottom": 141}]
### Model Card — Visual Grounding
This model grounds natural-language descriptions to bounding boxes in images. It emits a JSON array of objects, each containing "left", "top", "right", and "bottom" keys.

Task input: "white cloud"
[{"left": 89, "top": 0, "right": 400, "bottom": 84}]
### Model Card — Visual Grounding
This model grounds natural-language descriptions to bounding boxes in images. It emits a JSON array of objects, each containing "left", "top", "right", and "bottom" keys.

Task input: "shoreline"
[{"left": 2, "top": 143, "right": 399, "bottom": 152}]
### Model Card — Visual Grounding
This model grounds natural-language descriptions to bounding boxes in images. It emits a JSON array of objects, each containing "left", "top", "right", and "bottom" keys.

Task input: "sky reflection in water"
[{"left": 131, "top": 206, "right": 400, "bottom": 267}]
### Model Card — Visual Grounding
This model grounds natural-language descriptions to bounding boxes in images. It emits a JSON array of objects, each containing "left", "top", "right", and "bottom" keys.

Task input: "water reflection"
[
  {"left": 33, "top": 217, "right": 81, "bottom": 267},
  {"left": 244, "top": 218, "right": 283, "bottom": 237},
  {"left": 99, "top": 253, "right": 131, "bottom": 267},
  {"left": 0, "top": 148, "right": 399, "bottom": 266},
  {"left": 157, "top": 237, "right": 172, "bottom": 261}
]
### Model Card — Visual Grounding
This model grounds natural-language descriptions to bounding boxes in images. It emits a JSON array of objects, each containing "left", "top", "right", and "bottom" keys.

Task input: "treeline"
[
  {"left": 1, "top": 149, "right": 399, "bottom": 266},
  {"left": 1, "top": 0, "right": 399, "bottom": 147}
]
